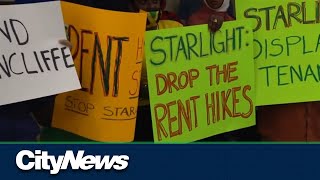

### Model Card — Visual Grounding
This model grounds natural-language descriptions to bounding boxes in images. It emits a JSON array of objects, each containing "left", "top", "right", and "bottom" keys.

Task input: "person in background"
[
  {"left": 76, "top": 0, "right": 131, "bottom": 12},
  {"left": 0, "top": 0, "right": 71, "bottom": 141},
  {"left": 160, "top": 0, "right": 182, "bottom": 24},
  {"left": 178, "top": 0, "right": 234, "bottom": 25},
  {"left": 188, "top": 0, "right": 233, "bottom": 31},
  {"left": 178, "top": 0, "right": 203, "bottom": 25},
  {"left": 164, "top": 0, "right": 179, "bottom": 14},
  {"left": 129, "top": 0, "right": 183, "bottom": 30},
  {"left": 258, "top": 101, "right": 320, "bottom": 141},
  {"left": 54, "top": 0, "right": 134, "bottom": 13},
  {"left": 129, "top": 0, "right": 183, "bottom": 141}
]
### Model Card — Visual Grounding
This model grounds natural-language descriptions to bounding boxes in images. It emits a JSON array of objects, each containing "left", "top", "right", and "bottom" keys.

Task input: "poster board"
[
  {"left": 145, "top": 21, "right": 256, "bottom": 143},
  {"left": 236, "top": 0, "right": 320, "bottom": 105},
  {"left": 52, "top": 2, "right": 146, "bottom": 142},
  {"left": 0, "top": 1, "right": 80, "bottom": 106}
]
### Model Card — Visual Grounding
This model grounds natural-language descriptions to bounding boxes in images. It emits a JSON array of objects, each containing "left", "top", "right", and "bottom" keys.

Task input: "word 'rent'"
[{"left": 67, "top": 25, "right": 129, "bottom": 97}]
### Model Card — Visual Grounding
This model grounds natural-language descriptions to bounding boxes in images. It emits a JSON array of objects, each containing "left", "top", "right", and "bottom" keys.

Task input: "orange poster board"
[{"left": 52, "top": 2, "right": 146, "bottom": 142}]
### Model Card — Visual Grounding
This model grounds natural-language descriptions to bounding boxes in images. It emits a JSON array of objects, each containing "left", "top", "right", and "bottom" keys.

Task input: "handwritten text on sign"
[
  {"left": 236, "top": 0, "right": 320, "bottom": 106},
  {"left": 0, "top": 1, "right": 80, "bottom": 106},
  {"left": 52, "top": 2, "right": 146, "bottom": 142},
  {"left": 145, "top": 21, "right": 256, "bottom": 143}
]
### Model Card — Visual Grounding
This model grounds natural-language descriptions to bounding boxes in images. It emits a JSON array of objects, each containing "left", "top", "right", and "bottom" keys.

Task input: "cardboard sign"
[
  {"left": 52, "top": 2, "right": 146, "bottom": 142},
  {"left": 0, "top": 1, "right": 80, "bottom": 106},
  {"left": 236, "top": 0, "right": 320, "bottom": 106},
  {"left": 145, "top": 21, "right": 256, "bottom": 143}
]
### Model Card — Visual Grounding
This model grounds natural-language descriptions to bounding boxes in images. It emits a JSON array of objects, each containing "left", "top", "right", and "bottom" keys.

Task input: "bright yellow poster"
[
  {"left": 52, "top": 2, "right": 146, "bottom": 142},
  {"left": 145, "top": 21, "right": 256, "bottom": 143},
  {"left": 236, "top": 0, "right": 320, "bottom": 106}
]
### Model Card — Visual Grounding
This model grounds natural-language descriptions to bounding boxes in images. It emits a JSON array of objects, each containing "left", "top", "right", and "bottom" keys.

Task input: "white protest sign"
[{"left": 0, "top": 1, "right": 81, "bottom": 106}]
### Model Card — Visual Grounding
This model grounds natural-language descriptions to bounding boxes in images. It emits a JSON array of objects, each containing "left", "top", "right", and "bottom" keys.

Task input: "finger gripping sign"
[
  {"left": 52, "top": 2, "right": 146, "bottom": 142},
  {"left": 145, "top": 21, "right": 256, "bottom": 143},
  {"left": 236, "top": 0, "right": 320, "bottom": 106},
  {"left": 0, "top": 1, "right": 81, "bottom": 106}
]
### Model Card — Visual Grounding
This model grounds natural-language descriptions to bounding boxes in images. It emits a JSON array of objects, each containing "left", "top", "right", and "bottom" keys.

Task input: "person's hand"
[
  {"left": 59, "top": 39, "right": 72, "bottom": 50},
  {"left": 208, "top": 14, "right": 224, "bottom": 33}
]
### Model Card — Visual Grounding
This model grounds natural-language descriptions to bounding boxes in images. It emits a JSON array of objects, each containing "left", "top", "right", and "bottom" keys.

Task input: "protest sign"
[
  {"left": 145, "top": 21, "right": 256, "bottom": 143},
  {"left": 0, "top": 1, "right": 80, "bottom": 106},
  {"left": 236, "top": 0, "right": 320, "bottom": 106},
  {"left": 52, "top": 2, "right": 146, "bottom": 142}
]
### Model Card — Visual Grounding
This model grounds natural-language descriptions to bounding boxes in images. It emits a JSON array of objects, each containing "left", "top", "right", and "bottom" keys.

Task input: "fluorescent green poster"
[
  {"left": 236, "top": 0, "right": 320, "bottom": 106},
  {"left": 145, "top": 21, "right": 256, "bottom": 143}
]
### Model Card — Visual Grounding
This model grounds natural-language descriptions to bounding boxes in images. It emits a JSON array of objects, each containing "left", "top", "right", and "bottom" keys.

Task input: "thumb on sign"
[{"left": 59, "top": 39, "right": 72, "bottom": 50}]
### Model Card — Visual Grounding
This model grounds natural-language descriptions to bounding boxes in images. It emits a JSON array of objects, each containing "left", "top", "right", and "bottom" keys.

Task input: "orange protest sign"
[{"left": 52, "top": 2, "right": 146, "bottom": 142}]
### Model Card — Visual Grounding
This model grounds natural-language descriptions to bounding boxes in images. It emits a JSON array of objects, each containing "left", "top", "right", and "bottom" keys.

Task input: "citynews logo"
[{"left": 15, "top": 150, "right": 129, "bottom": 175}]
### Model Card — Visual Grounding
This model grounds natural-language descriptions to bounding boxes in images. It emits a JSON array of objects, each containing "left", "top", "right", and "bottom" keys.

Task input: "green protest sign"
[
  {"left": 236, "top": 0, "right": 320, "bottom": 106},
  {"left": 145, "top": 21, "right": 256, "bottom": 143}
]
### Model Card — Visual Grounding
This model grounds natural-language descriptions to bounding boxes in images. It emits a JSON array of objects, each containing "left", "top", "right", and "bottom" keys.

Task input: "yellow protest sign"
[
  {"left": 145, "top": 21, "right": 256, "bottom": 143},
  {"left": 52, "top": 2, "right": 146, "bottom": 142},
  {"left": 236, "top": 0, "right": 320, "bottom": 106}
]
